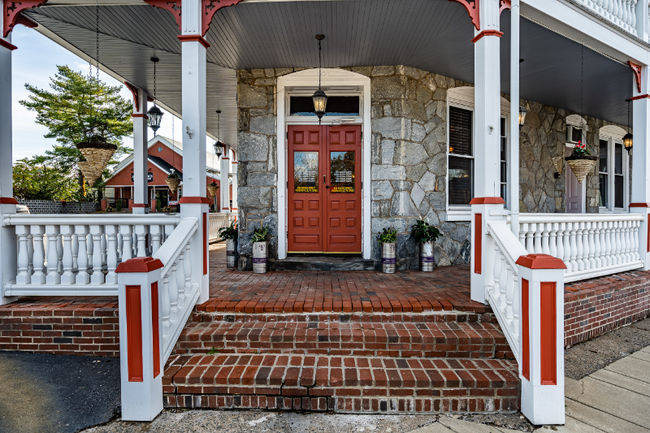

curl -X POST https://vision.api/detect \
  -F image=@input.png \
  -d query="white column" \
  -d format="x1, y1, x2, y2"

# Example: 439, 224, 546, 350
517, 254, 566, 425
220, 146, 230, 213
630, 64, 650, 269
636, 0, 649, 42
474, 0, 502, 199
0, 29, 17, 305
231, 151, 238, 213
133, 88, 149, 214
180, 0, 209, 303
509, 0, 521, 238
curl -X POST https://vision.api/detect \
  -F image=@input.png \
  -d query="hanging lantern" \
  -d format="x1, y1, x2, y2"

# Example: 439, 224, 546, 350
214, 140, 224, 157
311, 34, 328, 123
624, 99, 633, 152
76, 137, 118, 187
147, 57, 164, 133
518, 105, 528, 127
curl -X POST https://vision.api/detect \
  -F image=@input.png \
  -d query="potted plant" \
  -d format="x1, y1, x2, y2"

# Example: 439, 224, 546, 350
565, 140, 597, 183
161, 205, 177, 214
411, 219, 441, 272
76, 135, 118, 187
251, 225, 270, 274
378, 227, 397, 274
207, 180, 220, 199
166, 171, 181, 195
219, 220, 238, 268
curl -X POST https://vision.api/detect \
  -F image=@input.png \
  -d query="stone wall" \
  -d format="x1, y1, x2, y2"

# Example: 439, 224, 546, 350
18, 200, 99, 214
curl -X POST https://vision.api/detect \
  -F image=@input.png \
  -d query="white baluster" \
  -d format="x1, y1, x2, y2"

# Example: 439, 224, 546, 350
60, 225, 76, 285
549, 223, 558, 258
15, 225, 30, 285
493, 244, 501, 297
101, 231, 107, 271
57, 232, 63, 274
569, 222, 579, 272
120, 225, 133, 262
556, 222, 564, 262
75, 225, 90, 285
499, 251, 508, 310
169, 263, 179, 321
45, 225, 61, 285
612, 220, 621, 265
26, 233, 33, 276
625, 220, 634, 263
519, 223, 528, 248
562, 222, 571, 272
184, 243, 192, 294
533, 223, 543, 254
90, 225, 105, 284
31, 225, 46, 285
541, 223, 550, 255
86, 228, 94, 274
633, 220, 641, 261
151, 225, 162, 256
135, 225, 147, 258
587, 221, 596, 270
526, 223, 535, 253
161, 272, 171, 337
105, 225, 118, 285
117, 231, 123, 263
71, 232, 79, 272
620, 220, 628, 264
576, 222, 585, 271
505, 261, 514, 324
593, 222, 602, 268
176, 250, 186, 307
582, 222, 591, 271
511, 271, 520, 341
604, 221, 613, 266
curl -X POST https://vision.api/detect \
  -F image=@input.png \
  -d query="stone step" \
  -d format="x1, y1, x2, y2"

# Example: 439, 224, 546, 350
163, 353, 520, 413
174, 320, 513, 359
274, 255, 375, 271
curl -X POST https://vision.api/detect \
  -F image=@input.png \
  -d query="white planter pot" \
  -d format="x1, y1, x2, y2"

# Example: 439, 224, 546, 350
381, 242, 396, 274
420, 241, 435, 272
226, 239, 237, 268
252, 241, 269, 274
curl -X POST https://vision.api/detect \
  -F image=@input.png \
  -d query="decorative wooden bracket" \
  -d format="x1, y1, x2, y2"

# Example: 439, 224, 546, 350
201, 0, 241, 36
499, 0, 511, 15
448, 0, 480, 31
3, 0, 47, 37
124, 82, 141, 112
144, 0, 182, 33
629, 61, 643, 94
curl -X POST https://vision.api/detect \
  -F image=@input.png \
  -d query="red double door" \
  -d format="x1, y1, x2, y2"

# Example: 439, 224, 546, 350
288, 125, 362, 253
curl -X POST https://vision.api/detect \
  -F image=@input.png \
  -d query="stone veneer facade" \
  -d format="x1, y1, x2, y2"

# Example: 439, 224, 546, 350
236, 66, 628, 271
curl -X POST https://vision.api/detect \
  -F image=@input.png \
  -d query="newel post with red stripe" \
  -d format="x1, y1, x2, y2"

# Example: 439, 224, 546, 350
516, 254, 566, 425
117, 257, 164, 421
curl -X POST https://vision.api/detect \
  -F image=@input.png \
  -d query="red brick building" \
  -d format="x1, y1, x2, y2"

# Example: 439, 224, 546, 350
104, 136, 230, 210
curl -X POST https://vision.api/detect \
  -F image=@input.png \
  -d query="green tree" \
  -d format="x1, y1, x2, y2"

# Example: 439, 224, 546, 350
13, 157, 78, 201
19, 65, 133, 191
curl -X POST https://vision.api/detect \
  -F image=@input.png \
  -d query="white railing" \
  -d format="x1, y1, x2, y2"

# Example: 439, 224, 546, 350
486, 221, 529, 362
572, 0, 640, 36
2, 214, 181, 296
152, 217, 199, 363
518, 213, 643, 282
208, 213, 235, 242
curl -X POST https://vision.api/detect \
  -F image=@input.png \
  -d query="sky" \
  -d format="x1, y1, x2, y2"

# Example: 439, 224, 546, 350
11, 26, 184, 163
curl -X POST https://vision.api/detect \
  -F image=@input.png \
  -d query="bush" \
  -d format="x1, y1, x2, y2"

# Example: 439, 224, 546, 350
378, 228, 397, 244
411, 219, 441, 244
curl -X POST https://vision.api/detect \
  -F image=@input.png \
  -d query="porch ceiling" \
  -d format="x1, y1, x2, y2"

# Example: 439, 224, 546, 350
23, 0, 632, 145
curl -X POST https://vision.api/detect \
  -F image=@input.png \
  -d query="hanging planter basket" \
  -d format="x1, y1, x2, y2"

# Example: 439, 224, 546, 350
207, 184, 220, 199
166, 176, 181, 195
76, 139, 117, 187
565, 155, 597, 184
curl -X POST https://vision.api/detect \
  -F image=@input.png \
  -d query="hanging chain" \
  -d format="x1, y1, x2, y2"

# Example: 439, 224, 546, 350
318, 38, 322, 89
580, 39, 584, 128
153, 60, 157, 104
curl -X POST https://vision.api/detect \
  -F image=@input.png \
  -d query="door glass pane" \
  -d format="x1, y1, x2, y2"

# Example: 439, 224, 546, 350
330, 151, 355, 193
449, 156, 473, 205
599, 140, 608, 173
289, 96, 360, 116
615, 175, 624, 208
615, 143, 623, 175
599, 174, 608, 207
294, 151, 319, 193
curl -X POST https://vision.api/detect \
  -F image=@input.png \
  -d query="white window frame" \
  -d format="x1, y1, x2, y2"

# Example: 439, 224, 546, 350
598, 125, 629, 213
446, 87, 510, 222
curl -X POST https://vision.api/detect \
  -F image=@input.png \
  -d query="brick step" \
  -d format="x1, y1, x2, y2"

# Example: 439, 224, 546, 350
163, 353, 520, 413
175, 320, 513, 359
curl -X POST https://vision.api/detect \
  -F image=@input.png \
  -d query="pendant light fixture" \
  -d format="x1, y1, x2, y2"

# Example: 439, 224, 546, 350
312, 34, 328, 123
518, 105, 528, 128
213, 110, 224, 157
623, 99, 633, 151
147, 57, 163, 134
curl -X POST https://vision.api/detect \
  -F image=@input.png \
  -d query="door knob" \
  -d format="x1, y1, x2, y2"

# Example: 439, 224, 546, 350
326, 185, 330, 189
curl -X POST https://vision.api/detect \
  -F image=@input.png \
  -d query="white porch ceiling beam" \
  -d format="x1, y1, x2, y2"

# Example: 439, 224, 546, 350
522, 0, 650, 66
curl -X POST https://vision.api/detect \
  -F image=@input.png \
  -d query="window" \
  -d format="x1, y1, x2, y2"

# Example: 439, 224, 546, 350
598, 133, 628, 211
567, 126, 583, 143
289, 96, 360, 117
500, 118, 508, 203
448, 106, 474, 205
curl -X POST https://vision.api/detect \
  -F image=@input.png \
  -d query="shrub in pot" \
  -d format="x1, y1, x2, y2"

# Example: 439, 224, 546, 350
378, 228, 397, 274
411, 219, 441, 272
166, 171, 181, 195
219, 220, 238, 268
207, 180, 220, 199
251, 225, 270, 274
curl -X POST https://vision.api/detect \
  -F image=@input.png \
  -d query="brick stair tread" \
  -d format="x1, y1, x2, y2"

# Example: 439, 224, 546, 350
164, 353, 520, 396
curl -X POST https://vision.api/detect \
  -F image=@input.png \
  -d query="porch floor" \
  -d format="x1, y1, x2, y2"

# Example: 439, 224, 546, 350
203, 244, 485, 315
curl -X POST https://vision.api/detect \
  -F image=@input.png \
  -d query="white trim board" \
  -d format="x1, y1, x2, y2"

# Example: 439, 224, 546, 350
276, 69, 372, 260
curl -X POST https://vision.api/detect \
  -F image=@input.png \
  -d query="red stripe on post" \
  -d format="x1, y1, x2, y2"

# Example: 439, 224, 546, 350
203, 213, 208, 275
522, 278, 530, 381
126, 285, 143, 382
474, 213, 482, 275
540, 282, 557, 385
151, 282, 160, 378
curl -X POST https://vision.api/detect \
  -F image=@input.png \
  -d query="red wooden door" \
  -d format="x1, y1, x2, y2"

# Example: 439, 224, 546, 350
325, 125, 362, 253
288, 125, 324, 252
288, 125, 362, 253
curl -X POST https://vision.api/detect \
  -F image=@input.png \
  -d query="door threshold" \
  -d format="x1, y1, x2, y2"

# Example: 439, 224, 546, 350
287, 251, 362, 255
